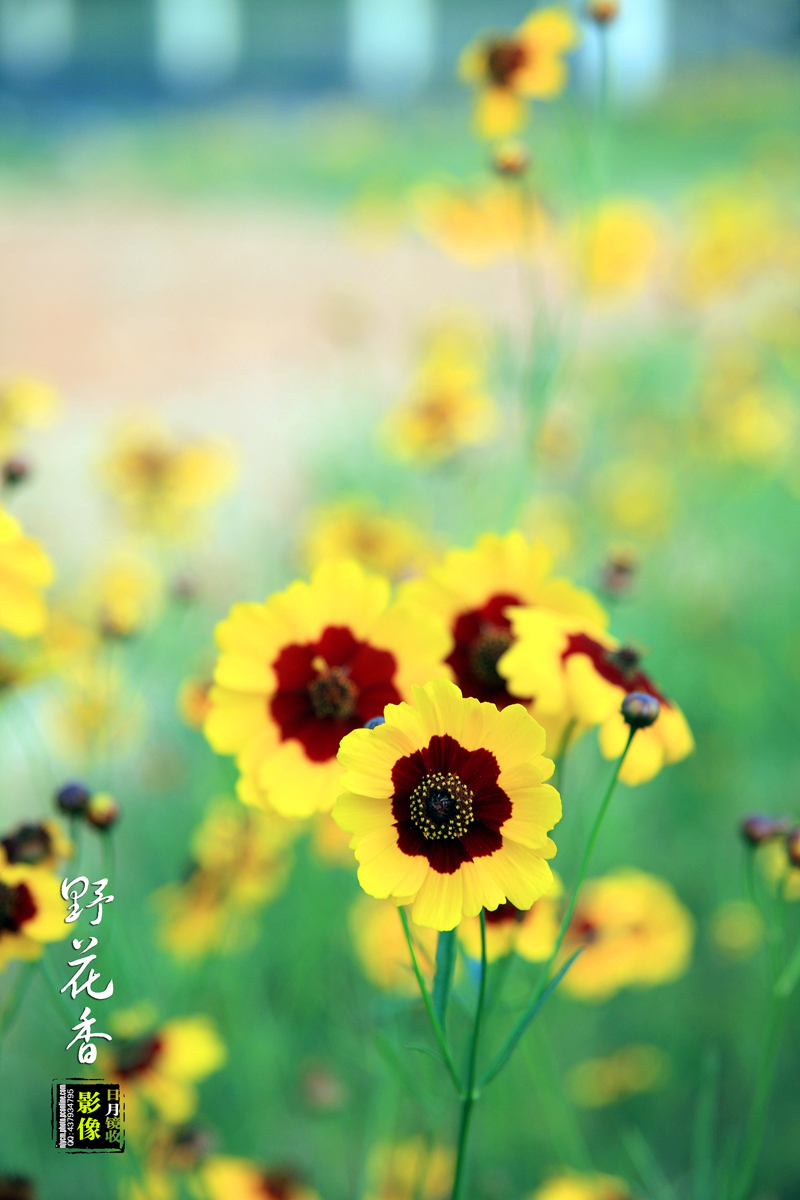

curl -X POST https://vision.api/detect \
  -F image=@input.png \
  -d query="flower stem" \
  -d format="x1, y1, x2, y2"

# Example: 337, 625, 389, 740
480, 729, 635, 1089
399, 908, 462, 1094
450, 911, 488, 1200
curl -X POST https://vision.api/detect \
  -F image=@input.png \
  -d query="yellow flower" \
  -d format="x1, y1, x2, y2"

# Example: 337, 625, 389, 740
567, 1044, 668, 1107
412, 181, 548, 266
0, 863, 69, 971
401, 532, 604, 721
528, 1172, 629, 1200
204, 560, 451, 818
574, 201, 662, 298
109, 1015, 226, 1125
459, 7, 579, 137
382, 327, 497, 464
100, 418, 237, 537
0, 377, 57, 455
304, 497, 431, 580
458, 872, 562, 962
50, 656, 145, 762
591, 458, 676, 537
502, 609, 694, 785
349, 895, 437, 994
87, 551, 163, 638
155, 799, 298, 961
199, 1157, 320, 1200
0, 508, 53, 637
558, 869, 694, 1001
759, 840, 800, 901
0, 820, 71, 869
709, 899, 765, 959
363, 1139, 454, 1200
177, 676, 213, 729
681, 185, 785, 302
333, 678, 561, 932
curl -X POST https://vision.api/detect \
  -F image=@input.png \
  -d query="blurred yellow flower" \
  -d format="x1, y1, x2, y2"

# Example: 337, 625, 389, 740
559, 869, 694, 1001
709, 899, 765, 959
0, 508, 54, 638
51, 656, 145, 762
0, 820, 71, 869
363, 1139, 454, 1200
458, 873, 562, 963
759, 839, 800, 901
413, 181, 547, 266
0, 862, 69, 971
100, 418, 237, 538
109, 1015, 226, 1125
575, 201, 662, 298
200, 1157, 320, 1200
0, 377, 57, 455
349, 896, 437, 994
310, 810, 357, 866
567, 1043, 669, 1107
502, 609, 694, 785
459, 7, 579, 137
529, 1172, 629, 1200
204, 559, 451, 818
681, 186, 785, 301
304, 497, 431, 580
176, 675, 213, 729
86, 551, 163, 638
591, 458, 676, 537
382, 327, 498, 464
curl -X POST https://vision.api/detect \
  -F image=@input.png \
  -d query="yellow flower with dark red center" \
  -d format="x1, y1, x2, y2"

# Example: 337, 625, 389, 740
333, 677, 560, 932
0, 820, 70, 869
199, 1157, 320, 1200
109, 1015, 226, 1125
304, 497, 431, 580
0, 508, 53, 638
0, 377, 57, 455
529, 1172, 629, 1200
567, 1043, 668, 1107
412, 181, 548, 266
382, 326, 497, 464
0, 863, 68, 971
364, 1139, 454, 1200
501, 609, 693, 784
459, 7, 579, 138
100, 418, 237, 538
204, 560, 451, 818
349, 896, 438, 994
558, 869, 694, 1001
458, 872, 562, 962
401, 532, 605, 720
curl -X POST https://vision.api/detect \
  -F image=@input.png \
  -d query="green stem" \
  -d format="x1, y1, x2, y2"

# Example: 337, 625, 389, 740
730, 991, 787, 1200
450, 911, 488, 1200
479, 729, 635, 1089
774, 935, 800, 997
399, 908, 462, 1094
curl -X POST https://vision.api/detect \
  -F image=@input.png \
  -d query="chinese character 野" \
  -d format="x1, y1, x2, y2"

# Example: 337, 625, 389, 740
77, 1090, 101, 1115
61, 938, 114, 1002
66, 1006, 112, 1064
77, 1117, 101, 1141
60, 877, 115, 926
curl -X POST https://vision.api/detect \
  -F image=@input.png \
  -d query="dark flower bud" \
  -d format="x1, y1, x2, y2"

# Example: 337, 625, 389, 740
587, 0, 620, 24
601, 549, 637, 598
0, 1177, 36, 1200
55, 781, 90, 815
787, 829, 800, 868
1, 822, 52, 865
621, 691, 660, 729
364, 716, 385, 729
2, 458, 30, 487
85, 792, 120, 831
492, 142, 530, 178
740, 814, 792, 847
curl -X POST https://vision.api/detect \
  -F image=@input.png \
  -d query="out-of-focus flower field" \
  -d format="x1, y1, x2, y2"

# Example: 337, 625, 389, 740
1, 12, 800, 1199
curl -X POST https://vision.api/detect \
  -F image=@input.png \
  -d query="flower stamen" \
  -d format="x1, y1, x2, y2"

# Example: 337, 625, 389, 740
307, 658, 358, 720
410, 771, 474, 841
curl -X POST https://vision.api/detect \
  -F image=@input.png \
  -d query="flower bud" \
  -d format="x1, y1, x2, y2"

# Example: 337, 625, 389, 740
739, 814, 791, 847
2, 458, 30, 487
55, 781, 90, 815
492, 141, 530, 178
85, 791, 120, 831
364, 716, 385, 730
587, 0, 620, 24
787, 829, 800, 868
601, 549, 637, 598
621, 691, 660, 730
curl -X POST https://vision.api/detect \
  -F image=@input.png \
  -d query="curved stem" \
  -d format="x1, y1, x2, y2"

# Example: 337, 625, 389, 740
480, 729, 635, 1089
399, 908, 462, 1094
451, 911, 487, 1200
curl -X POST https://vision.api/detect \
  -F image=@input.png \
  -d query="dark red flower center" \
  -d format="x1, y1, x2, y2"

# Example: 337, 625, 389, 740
114, 1034, 163, 1078
486, 38, 528, 87
271, 626, 400, 763
259, 1171, 299, 1200
0, 881, 36, 934
446, 593, 529, 708
569, 914, 599, 943
1, 823, 52, 866
392, 733, 512, 875
485, 900, 526, 926
562, 633, 670, 706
